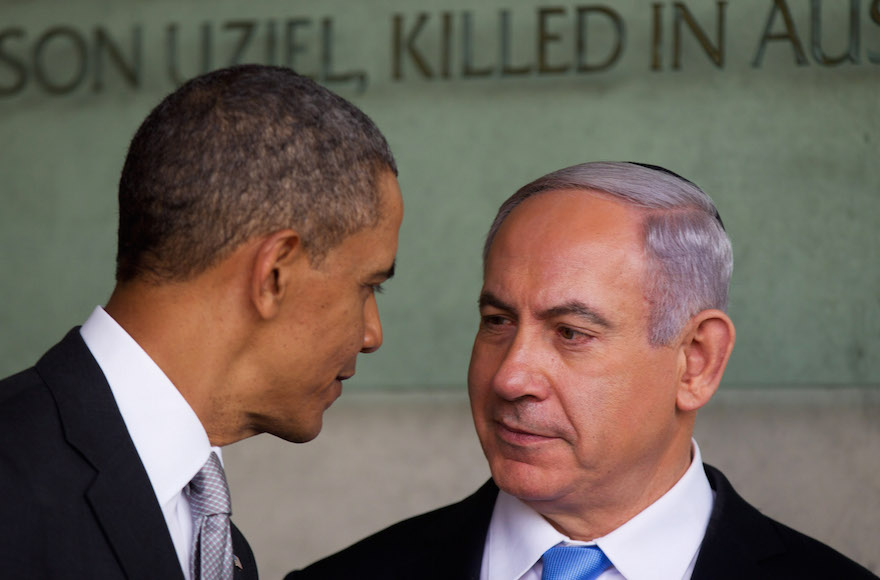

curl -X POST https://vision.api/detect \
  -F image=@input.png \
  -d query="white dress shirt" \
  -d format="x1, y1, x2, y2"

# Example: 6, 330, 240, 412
80, 306, 219, 580
480, 441, 715, 580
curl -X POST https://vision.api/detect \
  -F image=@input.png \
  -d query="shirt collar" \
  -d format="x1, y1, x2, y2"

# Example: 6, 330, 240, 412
484, 441, 714, 580
80, 306, 216, 507
484, 490, 569, 579
596, 441, 713, 579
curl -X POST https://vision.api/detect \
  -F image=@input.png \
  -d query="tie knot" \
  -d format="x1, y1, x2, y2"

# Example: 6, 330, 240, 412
541, 545, 610, 580
188, 452, 231, 519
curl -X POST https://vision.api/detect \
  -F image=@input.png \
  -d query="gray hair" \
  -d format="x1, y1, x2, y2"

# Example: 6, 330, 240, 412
483, 162, 733, 345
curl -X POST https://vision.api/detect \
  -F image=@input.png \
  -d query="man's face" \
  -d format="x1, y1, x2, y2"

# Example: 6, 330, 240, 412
253, 170, 403, 443
468, 190, 691, 521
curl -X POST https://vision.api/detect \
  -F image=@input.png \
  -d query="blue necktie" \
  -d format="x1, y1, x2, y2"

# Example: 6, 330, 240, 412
541, 545, 611, 580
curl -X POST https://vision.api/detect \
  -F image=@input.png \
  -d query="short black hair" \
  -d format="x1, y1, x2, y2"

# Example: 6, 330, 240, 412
116, 65, 397, 282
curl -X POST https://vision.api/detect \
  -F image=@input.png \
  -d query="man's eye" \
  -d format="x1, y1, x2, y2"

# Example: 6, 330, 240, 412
370, 284, 385, 294
481, 314, 508, 327
558, 326, 586, 341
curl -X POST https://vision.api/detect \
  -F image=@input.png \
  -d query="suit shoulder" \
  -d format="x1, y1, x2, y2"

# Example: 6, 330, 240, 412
287, 480, 498, 580
0, 328, 87, 412
0, 366, 43, 404
698, 464, 877, 579
759, 517, 877, 578
0, 334, 95, 486
0, 366, 59, 439
0, 369, 80, 486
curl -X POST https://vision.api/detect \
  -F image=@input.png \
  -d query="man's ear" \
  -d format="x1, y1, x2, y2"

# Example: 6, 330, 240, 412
250, 229, 305, 319
676, 309, 736, 412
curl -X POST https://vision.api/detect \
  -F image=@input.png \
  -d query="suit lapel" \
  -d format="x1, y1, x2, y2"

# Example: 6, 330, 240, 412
691, 464, 787, 580
36, 329, 185, 580
232, 523, 259, 580
470, 481, 500, 578
447, 479, 498, 579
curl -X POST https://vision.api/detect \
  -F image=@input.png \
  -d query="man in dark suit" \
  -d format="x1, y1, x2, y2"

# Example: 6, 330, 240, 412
288, 162, 874, 579
0, 64, 403, 580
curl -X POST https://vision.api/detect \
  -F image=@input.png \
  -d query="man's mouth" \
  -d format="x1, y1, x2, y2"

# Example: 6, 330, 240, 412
495, 419, 557, 444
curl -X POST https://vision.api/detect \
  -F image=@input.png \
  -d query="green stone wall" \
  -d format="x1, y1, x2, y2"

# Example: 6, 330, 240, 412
2, 0, 878, 390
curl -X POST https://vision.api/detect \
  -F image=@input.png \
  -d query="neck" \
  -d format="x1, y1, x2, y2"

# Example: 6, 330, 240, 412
105, 272, 256, 446
531, 428, 695, 541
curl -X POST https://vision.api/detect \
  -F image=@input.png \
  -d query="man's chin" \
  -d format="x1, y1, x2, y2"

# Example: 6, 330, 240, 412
489, 455, 566, 503
264, 416, 324, 444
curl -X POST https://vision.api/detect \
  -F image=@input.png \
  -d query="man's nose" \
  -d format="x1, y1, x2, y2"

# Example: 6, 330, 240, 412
361, 293, 383, 353
489, 331, 551, 401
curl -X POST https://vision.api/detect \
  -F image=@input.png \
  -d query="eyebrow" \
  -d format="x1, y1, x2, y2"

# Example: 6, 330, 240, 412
478, 291, 512, 312
478, 291, 613, 329
541, 301, 613, 330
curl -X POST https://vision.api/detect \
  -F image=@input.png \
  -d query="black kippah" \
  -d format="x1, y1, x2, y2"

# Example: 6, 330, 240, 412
627, 162, 725, 230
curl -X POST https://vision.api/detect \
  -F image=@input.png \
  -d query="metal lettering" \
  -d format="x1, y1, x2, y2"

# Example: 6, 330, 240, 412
440, 12, 452, 78
225, 21, 257, 66
0, 28, 27, 96
576, 5, 624, 73
753, 0, 808, 66
285, 19, 311, 72
811, 0, 860, 65
870, 0, 880, 63
651, 3, 664, 70
537, 7, 570, 74
462, 12, 493, 77
500, 10, 532, 76
33, 27, 87, 95
93, 26, 141, 91
392, 13, 433, 79
166, 23, 212, 87
321, 18, 367, 92
266, 20, 277, 65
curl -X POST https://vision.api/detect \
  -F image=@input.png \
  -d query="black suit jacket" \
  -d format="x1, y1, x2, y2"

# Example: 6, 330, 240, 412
288, 466, 876, 579
0, 329, 258, 580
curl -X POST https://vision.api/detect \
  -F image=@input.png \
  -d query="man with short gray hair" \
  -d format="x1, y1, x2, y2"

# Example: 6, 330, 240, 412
288, 162, 874, 580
